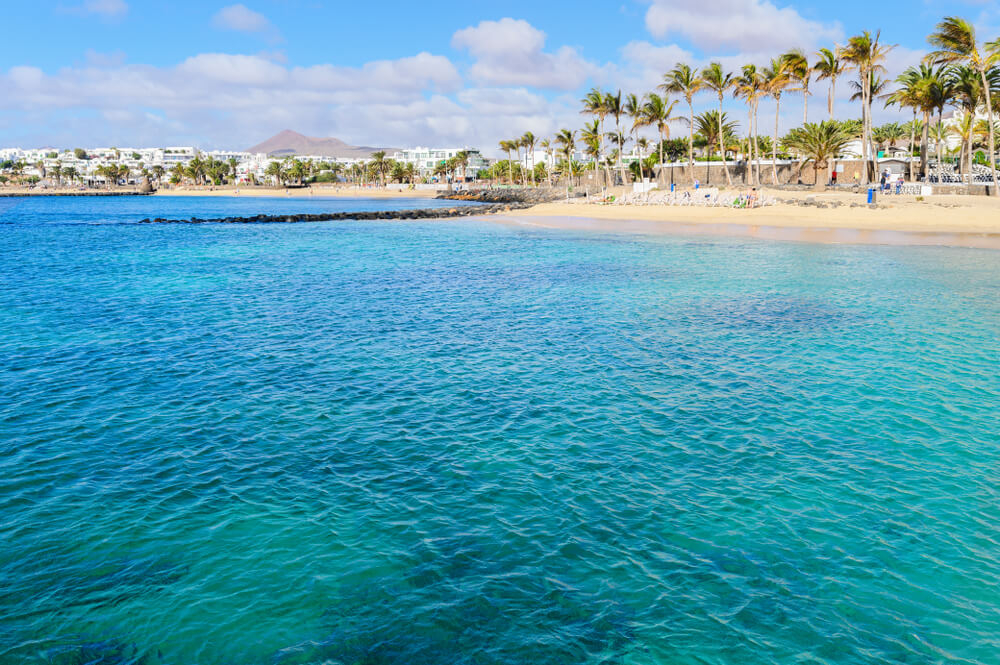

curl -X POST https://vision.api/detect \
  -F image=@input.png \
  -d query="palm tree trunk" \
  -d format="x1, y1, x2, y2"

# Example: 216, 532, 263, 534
981, 69, 999, 193
908, 111, 916, 183
803, 90, 808, 124
772, 96, 780, 185
617, 121, 625, 186
719, 95, 732, 186
860, 74, 869, 186
920, 112, 930, 181
829, 77, 836, 120
688, 99, 695, 185
637, 141, 644, 183
753, 100, 761, 186
967, 121, 974, 181
659, 130, 665, 187
937, 106, 944, 166
600, 119, 611, 190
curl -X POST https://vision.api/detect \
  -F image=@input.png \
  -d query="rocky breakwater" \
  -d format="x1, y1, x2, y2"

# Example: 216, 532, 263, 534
137, 203, 532, 225
439, 187, 567, 204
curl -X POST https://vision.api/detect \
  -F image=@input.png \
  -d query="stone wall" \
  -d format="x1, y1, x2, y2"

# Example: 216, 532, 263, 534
565, 159, 921, 189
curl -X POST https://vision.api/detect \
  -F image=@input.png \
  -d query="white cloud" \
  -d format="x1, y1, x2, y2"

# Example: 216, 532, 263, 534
177, 54, 289, 86
82, 0, 128, 17
212, 4, 279, 39
0, 52, 475, 149
621, 41, 693, 72
643, 0, 841, 53
83, 49, 127, 68
452, 18, 596, 90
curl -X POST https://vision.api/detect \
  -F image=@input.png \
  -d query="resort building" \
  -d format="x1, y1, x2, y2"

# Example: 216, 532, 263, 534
1, 142, 502, 185
391, 147, 489, 179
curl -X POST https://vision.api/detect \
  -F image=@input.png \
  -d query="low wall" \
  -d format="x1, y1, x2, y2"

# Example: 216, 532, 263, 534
565, 160, 930, 188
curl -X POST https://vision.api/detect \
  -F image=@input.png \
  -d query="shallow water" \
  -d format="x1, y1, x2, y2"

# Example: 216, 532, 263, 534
1, 197, 999, 664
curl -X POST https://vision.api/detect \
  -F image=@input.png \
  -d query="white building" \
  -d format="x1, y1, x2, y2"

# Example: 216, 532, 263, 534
391, 147, 489, 179
2, 142, 504, 185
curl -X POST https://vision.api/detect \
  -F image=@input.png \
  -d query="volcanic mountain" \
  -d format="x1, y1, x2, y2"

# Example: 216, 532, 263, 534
246, 130, 397, 158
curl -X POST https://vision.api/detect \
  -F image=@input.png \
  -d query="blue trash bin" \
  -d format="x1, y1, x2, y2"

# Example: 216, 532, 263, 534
867, 187, 875, 204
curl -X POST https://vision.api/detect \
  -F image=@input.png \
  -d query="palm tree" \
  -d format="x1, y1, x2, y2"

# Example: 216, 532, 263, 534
886, 74, 923, 181
882, 122, 907, 154
842, 31, 895, 185
452, 150, 470, 185
539, 139, 553, 186
850, 73, 893, 177
402, 162, 416, 185
929, 121, 952, 168
581, 88, 612, 188
975, 118, 1000, 163
693, 110, 738, 184
604, 90, 626, 185
433, 162, 450, 186
948, 65, 983, 177
625, 92, 645, 182
952, 112, 975, 176
763, 58, 792, 184
927, 16, 1000, 191
520, 132, 537, 186
389, 161, 405, 184
701, 62, 735, 185
735, 64, 765, 185
555, 129, 576, 188
369, 151, 390, 187
264, 161, 283, 186
581, 119, 602, 168
499, 140, 516, 185
641, 92, 679, 187
662, 63, 704, 184
896, 64, 949, 180
783, 49, 813, 123
814, 47, 846, 120
635, 137, 651, 182
784, 120, 854, 190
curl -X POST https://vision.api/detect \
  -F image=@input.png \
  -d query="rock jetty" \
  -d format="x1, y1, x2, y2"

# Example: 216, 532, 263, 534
137, 203, 531, 224
438, 187, 567, 204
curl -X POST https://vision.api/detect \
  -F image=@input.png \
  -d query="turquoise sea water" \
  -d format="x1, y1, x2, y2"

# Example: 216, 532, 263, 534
1, 196, 999, 665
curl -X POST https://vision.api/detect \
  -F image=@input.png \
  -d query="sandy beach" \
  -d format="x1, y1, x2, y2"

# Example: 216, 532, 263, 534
499, 188, 1000, 249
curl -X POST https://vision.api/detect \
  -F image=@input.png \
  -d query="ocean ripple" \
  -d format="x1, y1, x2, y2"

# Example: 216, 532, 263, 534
1, 198, 999, 664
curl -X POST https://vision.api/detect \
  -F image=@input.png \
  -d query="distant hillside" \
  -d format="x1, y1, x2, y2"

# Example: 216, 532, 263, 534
247, 130, 397, 158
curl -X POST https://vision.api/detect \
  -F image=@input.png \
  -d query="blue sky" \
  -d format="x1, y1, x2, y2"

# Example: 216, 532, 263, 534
2, 0, 997, 152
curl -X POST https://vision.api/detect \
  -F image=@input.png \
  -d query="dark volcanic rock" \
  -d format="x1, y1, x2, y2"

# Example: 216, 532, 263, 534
138, 203, 532, 225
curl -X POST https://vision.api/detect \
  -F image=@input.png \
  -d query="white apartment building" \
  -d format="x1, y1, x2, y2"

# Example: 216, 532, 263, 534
392, 147, 489, 178
3, 144, 503, 184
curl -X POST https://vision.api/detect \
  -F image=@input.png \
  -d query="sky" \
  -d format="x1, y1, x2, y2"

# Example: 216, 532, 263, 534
1, 0, 997, 154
